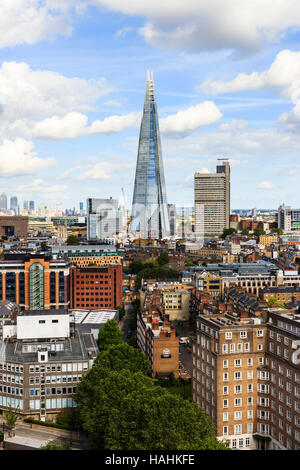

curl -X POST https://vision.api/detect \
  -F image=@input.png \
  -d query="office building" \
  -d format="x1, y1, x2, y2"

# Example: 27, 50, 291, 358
10, 197, 18, 215
0, 253, 71, 310
130, 72, 170, 239
51, 244, 123, 267
87, 197, 123, 241
194, 160, 230, 238
0, 309, 98, 421
277, 204, 300, 232
70, 264, 123, 310
29, 201, 35, 212
0, 193, 7, 211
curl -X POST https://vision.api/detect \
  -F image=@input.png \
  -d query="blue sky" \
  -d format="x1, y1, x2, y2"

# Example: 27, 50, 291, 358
1, 1, 300, 211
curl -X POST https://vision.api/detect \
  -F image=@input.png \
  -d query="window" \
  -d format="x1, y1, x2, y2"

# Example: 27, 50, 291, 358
39, 320, 45, 324
225, 332, 232, 340
234, 372, 241, 380
222, 344, 228, 353
234, 359, 241, 367
223, 399, 228, 408
234, 424, 242, 435
230, 344, 235, 353
223, 426, 228, 436
223, 373, 228, 382
234, 385, 242, 394
223, 412, 228, 421
257, 330, 264, 337
234, 411, 242, 420
234, 398, 242, 407
223, 386, 228, 395
223, 360, 228, 369
240, 331, 247, 339
247, 358, 252, 366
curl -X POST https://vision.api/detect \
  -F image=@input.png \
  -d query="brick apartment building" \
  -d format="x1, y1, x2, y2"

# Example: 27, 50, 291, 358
70, 264, 122, 310
137, 292, 179, 378
192, 308, 300, 450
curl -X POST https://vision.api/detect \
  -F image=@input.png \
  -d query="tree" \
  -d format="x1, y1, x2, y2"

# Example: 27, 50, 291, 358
104, 386, 229, 450
241, 229, 249, 235
56, 407, 78, 428
128, 261, 144, 274
4, 406, 19, 434
267, 297, 277, 307
97, 319, 123, 351
271, 228, 283, 235
116, 306, 125, 320
40, 241, 48, 251
76, 369, 154, 449
40, 441, 71, 450
94, 342, 151, 376
253, 228, 265, 237
157, 251, 169, 266
221, 228, 237, 239
66, 235, 80, 245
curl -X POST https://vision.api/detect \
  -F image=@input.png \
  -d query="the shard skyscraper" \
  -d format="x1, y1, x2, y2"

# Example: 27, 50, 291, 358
130, 72, 170, 239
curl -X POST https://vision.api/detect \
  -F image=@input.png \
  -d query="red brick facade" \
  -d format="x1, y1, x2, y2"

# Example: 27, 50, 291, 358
70, 264, 122, 309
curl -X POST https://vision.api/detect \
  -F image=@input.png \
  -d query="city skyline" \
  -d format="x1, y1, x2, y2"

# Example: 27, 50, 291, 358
0, 3, 300, 209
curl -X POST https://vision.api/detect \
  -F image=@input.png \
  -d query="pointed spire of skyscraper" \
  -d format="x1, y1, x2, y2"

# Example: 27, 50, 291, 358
130, 73, 170, 239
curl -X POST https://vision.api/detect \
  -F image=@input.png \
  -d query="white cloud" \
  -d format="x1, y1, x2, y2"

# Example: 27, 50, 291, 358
279, 101, 300, 130
15, 178, 68, 199
160, 102, 222, 134
78, 162, 112, 180
0, 0, 88, 48
220, 119, 247, 131
257, 181, 276, 189
0, 138, 56, 177
94, 1, 300, 56
32, 111, 141, 140
0, 61, 111, 139
115, 26, 134, 38
200, 49, 300, 101
103, 100, 123, 107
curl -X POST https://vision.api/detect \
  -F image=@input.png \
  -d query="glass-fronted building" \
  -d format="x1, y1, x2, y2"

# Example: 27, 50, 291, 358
130, 72, 170, 239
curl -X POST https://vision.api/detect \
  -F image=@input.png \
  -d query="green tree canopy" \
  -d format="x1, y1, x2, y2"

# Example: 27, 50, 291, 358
128, 261, 145, 274
105, 386, 229, 450
241, 229, 249, 235
221, 228, 237, 239
40, 442, 71, 450
66, 234, 80, 245
157, 251, 169, 266
271, 228, 283, 235
253, 228, 265, 236
97, 319, 123, 351
94, 342, 150, 375
4, 406, 19, 430
76, 370, 153, 449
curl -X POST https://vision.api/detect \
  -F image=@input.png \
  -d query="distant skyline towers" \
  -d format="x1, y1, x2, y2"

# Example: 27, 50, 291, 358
0, 193, 7, 211
194, 160, 230, 238
130, 72, 170, 239
10, 196, 18, 214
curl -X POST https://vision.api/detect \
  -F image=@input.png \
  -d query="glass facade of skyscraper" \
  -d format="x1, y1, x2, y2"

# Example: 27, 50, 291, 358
130, 72, 170, 239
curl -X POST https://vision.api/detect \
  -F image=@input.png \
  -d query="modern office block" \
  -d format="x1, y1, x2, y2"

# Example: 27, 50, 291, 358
130, 72, 170, 239
194, 160, 230, 238
87, 197, 123, 240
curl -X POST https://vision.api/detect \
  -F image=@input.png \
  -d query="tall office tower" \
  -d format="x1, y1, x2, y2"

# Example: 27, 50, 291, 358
10, 196, 18, 214
277, 204, 300, 232
87, 197, 123, 240
0, 193, 7, 211
29, 200, 35, 211
130, 72, 170, 239
79, 202, 84, 212
194, 160, 230, 238
23, 201, 29, 211
167, 204, 176, 237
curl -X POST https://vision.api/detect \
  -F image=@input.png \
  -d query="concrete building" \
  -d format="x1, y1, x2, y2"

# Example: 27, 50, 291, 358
0, 309, 98, 421
162, 290, 191, 321
194, 160, 230, 238
0, 216, 28, 239
277, 204, 300, 232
